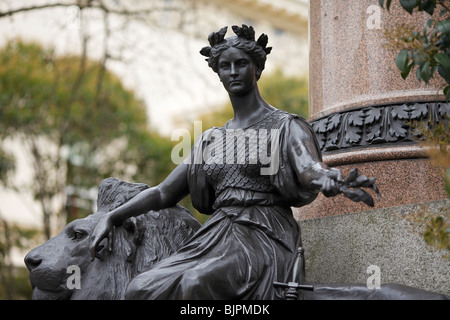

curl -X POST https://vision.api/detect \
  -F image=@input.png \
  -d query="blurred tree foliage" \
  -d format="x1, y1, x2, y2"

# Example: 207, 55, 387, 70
0, 146, 15, 186
0, 40, 175, 238
411, 117, 450, 255
380, 1, 449, 253
0, 217, 39, 299
380, 0, 450, 99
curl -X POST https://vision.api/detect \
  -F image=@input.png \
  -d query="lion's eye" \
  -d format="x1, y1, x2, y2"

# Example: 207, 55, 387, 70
73, 230, 87, 240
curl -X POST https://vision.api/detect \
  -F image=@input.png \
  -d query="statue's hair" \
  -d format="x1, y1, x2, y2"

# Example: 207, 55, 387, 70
200, 25, 272, 80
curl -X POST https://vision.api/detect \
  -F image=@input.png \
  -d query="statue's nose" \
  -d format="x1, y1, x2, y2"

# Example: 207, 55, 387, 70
24, 252, 42, 271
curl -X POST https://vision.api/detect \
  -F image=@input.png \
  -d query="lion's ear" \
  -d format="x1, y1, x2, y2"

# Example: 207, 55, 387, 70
123, 217, 144, 245
123, 217, 144, 262
97, 178, 149, 213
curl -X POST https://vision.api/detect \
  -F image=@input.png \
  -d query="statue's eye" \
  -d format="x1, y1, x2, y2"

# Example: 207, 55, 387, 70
237, 59, 249, 67
73, 230, 87, 240
219, 62, 229, 70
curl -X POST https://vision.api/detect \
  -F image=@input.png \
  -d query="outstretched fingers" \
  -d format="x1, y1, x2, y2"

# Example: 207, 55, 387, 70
89, 214, 115, 261
89, 226, 111, 262
108, 227, 115, 252
89, 233, 104, 262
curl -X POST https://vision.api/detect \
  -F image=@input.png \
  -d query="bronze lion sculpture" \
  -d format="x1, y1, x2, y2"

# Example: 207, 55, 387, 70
24, 178, 447, 300
24, 178, 201, 300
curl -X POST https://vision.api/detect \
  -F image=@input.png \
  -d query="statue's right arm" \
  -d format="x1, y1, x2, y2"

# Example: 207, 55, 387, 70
89, 163, 189, 260
110, 163, 189, 225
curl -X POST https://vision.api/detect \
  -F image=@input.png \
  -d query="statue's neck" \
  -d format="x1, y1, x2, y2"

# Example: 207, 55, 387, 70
228, 85, 274, 129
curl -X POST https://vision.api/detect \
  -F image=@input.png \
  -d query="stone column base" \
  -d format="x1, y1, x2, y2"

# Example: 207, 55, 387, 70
298, 199, 449, 296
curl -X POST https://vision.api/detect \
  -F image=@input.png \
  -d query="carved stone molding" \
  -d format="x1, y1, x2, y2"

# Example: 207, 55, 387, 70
309, 102, 450, 154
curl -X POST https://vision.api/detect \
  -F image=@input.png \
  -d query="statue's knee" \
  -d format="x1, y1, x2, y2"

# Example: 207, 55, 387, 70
179, 269, 205, 299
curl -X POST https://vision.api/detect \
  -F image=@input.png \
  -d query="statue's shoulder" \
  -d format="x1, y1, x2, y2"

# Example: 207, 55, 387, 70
271, 109, 310, 131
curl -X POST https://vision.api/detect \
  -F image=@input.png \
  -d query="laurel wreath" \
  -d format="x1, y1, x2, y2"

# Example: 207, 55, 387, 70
200, 24, 273, 59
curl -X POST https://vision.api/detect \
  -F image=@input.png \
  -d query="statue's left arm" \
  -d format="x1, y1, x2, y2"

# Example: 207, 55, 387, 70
286, 117, 379, 205
286, 118, 343, 197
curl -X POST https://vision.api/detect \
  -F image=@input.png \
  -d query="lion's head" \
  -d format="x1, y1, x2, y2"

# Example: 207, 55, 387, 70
24, 178, 201, 300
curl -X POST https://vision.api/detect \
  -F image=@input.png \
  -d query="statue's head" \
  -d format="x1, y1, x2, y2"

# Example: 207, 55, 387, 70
200, 25, 272, 81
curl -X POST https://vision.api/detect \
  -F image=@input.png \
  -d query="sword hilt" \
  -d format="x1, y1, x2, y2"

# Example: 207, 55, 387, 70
274, 247, 314, 300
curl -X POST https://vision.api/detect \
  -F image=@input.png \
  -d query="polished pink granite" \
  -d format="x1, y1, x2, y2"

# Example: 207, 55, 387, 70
309, 0, 446, 121
294, 156, 448, 221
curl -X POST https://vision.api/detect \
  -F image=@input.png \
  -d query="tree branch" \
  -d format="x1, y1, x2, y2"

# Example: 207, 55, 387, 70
0, 3, 76, 18
0, 1, 181, 19
437, 0, 450, 12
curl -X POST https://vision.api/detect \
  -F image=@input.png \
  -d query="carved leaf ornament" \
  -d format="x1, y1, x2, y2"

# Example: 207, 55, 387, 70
310, 102, 449, 153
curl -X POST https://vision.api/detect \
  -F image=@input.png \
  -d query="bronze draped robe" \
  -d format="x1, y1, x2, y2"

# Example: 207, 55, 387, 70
125, 109, 323, 300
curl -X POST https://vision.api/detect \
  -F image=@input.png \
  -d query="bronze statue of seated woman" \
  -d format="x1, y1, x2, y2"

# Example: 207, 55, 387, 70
88, 25, 380, 300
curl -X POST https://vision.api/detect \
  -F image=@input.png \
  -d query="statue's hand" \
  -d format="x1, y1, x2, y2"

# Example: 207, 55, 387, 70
312, 167, 344, 198
312, 167, 380, 207
89, 213, 115, 262
339, 168, 381, 207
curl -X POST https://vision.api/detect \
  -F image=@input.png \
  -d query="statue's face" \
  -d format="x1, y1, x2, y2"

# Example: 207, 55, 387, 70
217, 47, 257, 96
